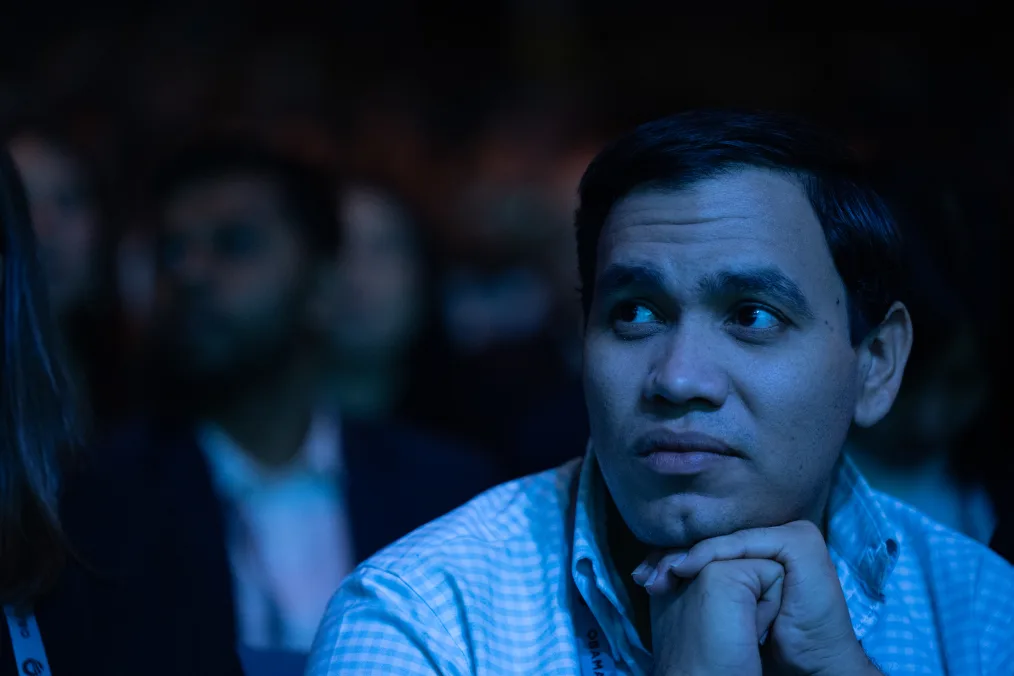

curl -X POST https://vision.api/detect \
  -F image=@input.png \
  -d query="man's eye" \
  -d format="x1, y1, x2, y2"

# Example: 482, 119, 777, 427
731, 304, 784, 330
613, 302, 659, 325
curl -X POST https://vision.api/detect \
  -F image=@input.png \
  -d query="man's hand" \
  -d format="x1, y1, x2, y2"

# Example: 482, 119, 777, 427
634, 521, 871, 676
647, 558, 785, 676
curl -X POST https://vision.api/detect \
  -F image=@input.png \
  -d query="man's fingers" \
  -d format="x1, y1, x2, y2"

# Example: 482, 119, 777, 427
701, 560, 784, 643
641, 550, 689, 594
667, 520, 825, 579
652, 559, 785, 640
631, 549, 665, 586
754, 564, 783, 641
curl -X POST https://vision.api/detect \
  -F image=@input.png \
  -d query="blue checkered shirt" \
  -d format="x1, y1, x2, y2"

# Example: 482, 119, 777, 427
307, 447, 1014, 675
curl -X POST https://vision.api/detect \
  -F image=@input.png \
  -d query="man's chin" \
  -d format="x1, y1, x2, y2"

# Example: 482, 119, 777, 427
629, 495, 754, 549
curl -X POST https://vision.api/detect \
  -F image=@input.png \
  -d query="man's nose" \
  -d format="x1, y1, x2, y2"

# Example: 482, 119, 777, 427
642, 324, 729, 411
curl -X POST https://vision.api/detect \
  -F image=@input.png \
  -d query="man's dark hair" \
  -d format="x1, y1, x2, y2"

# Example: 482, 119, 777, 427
575, 109, 905, 345
152, 139, 340, 259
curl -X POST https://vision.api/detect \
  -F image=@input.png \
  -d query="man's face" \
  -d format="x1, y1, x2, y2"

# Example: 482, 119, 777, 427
329, 187, 423, 358
584, 168, 862, 549
157, 174, 309, 380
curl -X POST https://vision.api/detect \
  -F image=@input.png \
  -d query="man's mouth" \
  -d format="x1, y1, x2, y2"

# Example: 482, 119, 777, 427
635, 429, 740, 476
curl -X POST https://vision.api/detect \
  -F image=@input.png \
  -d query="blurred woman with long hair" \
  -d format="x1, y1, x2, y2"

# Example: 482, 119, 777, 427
0, 139, 79, 639
7, 120, 134, 433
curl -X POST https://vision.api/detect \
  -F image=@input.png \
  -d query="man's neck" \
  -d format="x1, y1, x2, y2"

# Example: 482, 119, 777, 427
325, 355, 406, 421
205, 356, 319, 468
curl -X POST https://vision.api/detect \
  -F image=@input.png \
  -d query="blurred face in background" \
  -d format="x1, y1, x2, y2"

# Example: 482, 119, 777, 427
157, 174, 312, 381
328, 186, 424, 362
9, 134, 99, 317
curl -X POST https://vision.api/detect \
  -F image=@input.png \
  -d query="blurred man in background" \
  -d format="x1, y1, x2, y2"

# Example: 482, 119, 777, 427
323, 182, 431, 425
97, 140, 501, 664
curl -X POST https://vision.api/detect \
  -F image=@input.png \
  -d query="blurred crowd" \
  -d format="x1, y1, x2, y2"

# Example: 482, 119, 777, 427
2, 9, 1012, 666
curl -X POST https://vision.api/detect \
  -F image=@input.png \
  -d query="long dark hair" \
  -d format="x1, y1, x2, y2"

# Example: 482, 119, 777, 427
0, 148, 78, 607
5, 118, 132, 432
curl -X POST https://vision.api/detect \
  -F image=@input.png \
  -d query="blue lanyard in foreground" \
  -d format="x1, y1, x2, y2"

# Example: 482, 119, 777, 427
4, 606, 51, 675
573, 596, 618, 676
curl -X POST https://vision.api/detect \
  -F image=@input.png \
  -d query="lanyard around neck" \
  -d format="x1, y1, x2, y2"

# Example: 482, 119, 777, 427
4, 606, 51, 675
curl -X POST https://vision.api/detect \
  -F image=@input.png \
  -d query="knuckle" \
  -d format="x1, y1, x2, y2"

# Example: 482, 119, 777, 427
687, 540, 714, 560
697, 559, 735, 586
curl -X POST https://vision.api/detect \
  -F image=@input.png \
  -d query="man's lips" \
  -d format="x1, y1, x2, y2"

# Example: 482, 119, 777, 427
635, 429, 739, 457
635, 430, 741, 476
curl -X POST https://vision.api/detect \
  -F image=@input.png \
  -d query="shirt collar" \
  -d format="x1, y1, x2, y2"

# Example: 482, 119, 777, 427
570, 443, 902, 648
197, 411, 343, 500
571, 442, 628, 612
570, 442, 651, 668
825, 454, 902, 639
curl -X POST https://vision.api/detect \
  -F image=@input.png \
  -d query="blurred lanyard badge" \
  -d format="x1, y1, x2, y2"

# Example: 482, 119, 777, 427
573, 596, 618, 676
4, 606, 51, 675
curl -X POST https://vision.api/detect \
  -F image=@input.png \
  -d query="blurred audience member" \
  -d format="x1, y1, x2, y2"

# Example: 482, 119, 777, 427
325, 179, 581, 478
508, 142, 603, 476
99, 140, 500, 657
422, 130, 594, 469
323, 182, 429, 423
1, 148, 242, 675
7, 121, 132, 432
845, 242, 994, 542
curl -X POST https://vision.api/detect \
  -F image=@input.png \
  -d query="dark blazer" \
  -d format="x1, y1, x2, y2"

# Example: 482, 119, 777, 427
0, 413, 502, 676
3, 414, 504, 675
0, 445, 244, 676
102, 415, 504, 569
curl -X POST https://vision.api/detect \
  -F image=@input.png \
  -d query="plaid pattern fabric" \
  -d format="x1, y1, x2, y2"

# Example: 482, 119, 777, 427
307, 447, 1014, 675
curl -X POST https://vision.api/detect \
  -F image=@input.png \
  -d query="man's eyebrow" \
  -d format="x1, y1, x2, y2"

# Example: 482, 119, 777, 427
595, 263, 668, 299
698, 267, 815, 319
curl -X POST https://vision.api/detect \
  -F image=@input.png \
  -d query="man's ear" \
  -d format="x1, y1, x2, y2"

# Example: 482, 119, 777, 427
853, 301, 914, 428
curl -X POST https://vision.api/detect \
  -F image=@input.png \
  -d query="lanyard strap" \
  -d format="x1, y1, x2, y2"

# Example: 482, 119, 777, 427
573, 597, 618, 676
4, 606, 51, 675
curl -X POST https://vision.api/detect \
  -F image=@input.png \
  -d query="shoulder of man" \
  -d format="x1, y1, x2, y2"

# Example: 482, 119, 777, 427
309, 461, 579, 675
872, 489, 1014, 665
362, 458, 578, 576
